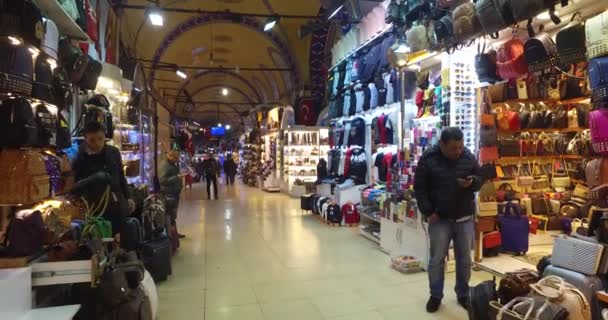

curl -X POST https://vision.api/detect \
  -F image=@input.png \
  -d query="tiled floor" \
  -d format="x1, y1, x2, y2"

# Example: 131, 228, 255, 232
156, 181, 492, 320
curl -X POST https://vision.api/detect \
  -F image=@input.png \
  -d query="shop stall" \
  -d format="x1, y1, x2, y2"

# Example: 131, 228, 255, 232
283, 126, 329, 197
259, 107, 282, 192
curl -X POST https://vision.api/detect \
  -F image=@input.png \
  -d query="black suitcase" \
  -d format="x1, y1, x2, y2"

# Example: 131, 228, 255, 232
141, 237, 172, 282
122, 217, 143, 252
301, 194, 314, 211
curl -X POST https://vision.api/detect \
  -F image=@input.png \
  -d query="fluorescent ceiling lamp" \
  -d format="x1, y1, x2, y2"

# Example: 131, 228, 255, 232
148, 7, 164, 26
193, 121, 200, 126
176, 69, 187, 79
328, 4, 345, 20
222, 88, 229, 96
264, 16, 279, 32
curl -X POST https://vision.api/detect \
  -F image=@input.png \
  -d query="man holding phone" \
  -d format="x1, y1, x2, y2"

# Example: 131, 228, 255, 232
414, 127, 483, 313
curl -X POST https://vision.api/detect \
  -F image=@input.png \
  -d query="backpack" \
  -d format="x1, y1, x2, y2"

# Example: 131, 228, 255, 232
58, 37, 89, 83
35, 103, 57, 147
327, 204, 342, 224
507, 0, 544, 23
0, 98, 39, 147
0, 0, 44, 47
32, 52, 54, 102
475, 0, 511, 37
523, 33, 561, 72
556, 18, 586, 66
342, 204, 360, 224
586, 10, 608, 59
475, 41, 501, 84
496, 38, 528, 80
589, 57, 608, 90
0, 42, 34, 96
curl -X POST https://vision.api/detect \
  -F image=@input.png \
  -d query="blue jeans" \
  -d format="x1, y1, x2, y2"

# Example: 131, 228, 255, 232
427, 218, 474, 300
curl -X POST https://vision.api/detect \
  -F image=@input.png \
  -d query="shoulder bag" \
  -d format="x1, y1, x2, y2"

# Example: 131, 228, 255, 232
529, 276, 591, 320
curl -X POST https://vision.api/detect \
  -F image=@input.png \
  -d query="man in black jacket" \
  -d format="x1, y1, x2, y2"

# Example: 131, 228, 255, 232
414, 127, 483, 313
72, 121, 134, 235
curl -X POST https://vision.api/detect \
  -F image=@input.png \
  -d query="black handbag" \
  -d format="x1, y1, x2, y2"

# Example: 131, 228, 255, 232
32, 53, 54, 102
481, 163, 498, 180
475, 40, 501, 84
58, 37, 89, 84
78, 57, 102, 91
480, 126, 498, 147
498, 138, 520, 156
519, 104, 531, 129
552, 105, 567, 128
0, 98, 39, 148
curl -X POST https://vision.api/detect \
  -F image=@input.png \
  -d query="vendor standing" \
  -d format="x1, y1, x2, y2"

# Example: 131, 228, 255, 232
72, 121, 134, 235
159, 150, 185, 238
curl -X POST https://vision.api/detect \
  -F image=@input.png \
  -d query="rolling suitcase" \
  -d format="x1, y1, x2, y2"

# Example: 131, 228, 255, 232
544, 265, 604, 320
552, 235, 604, 276
122, 218, 143, 252
141, 236, 172, 282
498, 202, 529, 254
301, 194, 314, 212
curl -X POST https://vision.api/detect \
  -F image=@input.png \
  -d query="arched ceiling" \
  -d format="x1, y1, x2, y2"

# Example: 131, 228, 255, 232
119, 0, 323, 126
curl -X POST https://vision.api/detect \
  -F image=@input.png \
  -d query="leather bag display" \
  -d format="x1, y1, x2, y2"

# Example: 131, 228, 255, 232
497, 38, 529, 80
524, 33, 561, 72
552, 236, 604, 276
498, 202, 529, 254
58, 37, 89, 83
32, 53, 54, 102
475, 0, 511, 37
529, 276, 592, 320
508, 0, 544, 22
556, 17, 587, 65
497, 269, 539, 304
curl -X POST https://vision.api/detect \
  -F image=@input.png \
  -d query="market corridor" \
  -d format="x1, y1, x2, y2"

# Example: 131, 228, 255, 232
156, 182, 490, 320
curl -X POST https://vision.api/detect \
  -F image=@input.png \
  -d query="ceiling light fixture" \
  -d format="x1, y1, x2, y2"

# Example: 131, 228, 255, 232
176, 69, 187, 79
327, 0, 346, 20
264, 16, 279, 32
148, 6, 164, 26
8, 36, 21, 45
218, 123, 222, 127
222, 88, 229, 96
226, 125, 231, 130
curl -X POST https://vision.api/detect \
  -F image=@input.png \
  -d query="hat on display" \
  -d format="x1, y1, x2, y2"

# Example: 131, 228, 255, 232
586, 10, 608, 60
556, 16, 587, 65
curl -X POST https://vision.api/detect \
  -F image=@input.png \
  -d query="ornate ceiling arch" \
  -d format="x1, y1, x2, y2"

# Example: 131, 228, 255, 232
187, 84, 256, 104
174, 69, 264, 108
149, 12, 301, 92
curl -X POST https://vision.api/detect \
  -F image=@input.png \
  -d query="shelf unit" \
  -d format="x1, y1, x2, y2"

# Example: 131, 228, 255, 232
498, 128, 585, 134
491, 97, 590, 105
282, 127, 328, 194
497, 155, 583, 161
329, 24, 393, 72
34, 0, 90, 41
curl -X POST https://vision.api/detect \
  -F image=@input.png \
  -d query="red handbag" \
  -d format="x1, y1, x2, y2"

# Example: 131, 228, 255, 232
479, 146, 499, 163
483, 231, 502, 249
497, 38, 528, 80
505, 110, 521, 131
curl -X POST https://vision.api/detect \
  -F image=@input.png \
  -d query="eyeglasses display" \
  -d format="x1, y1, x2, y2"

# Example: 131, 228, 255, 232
448, 52, 479, 153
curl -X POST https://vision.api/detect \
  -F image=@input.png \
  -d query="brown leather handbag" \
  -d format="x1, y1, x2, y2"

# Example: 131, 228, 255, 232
497, 269, 539, 304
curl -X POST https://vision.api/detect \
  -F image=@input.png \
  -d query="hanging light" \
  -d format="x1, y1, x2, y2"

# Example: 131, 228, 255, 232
218, 123, 222, 127
222, 88, 229, 96
8, 36, 21, 45
327, 0, 346, 20
176, 69, 187, 79
226, 125, 231, 130
264, 16, 279, 32
148, 6, 164, 26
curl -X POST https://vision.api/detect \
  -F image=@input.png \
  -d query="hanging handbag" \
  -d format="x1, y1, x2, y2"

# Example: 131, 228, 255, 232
481, 164, 498, 180
480, 88, 496, 127
476, 40, 501, 84
497, 38, 529, 80
498, 138, 520, 156
495, 106, 510, 131
496, 183, 517, 202
590, 109, 608, 156
480, 126, 498, 147
479, 146, 499, 163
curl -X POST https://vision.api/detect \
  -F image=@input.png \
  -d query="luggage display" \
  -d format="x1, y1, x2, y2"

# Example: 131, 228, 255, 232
327, 203, 342, 224
0, 149, 50, 205
551, 235, 604, 276
105, 287, 153, 320
141, 236, 172, 282
498, 202, 529, 254
544, 265, 603, 320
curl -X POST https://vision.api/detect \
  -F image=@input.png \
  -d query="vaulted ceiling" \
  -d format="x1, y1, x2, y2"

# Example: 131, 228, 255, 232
119, 0, 324, 127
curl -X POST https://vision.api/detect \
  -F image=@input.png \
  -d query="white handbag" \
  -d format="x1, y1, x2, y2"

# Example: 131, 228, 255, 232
585, 10, 608, 59
552, 235, 603, 275
530, 276, 591, 320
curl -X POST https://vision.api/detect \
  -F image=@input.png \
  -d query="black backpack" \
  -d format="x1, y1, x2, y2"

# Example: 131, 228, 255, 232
0, 0, 44, 47
52, 67, 73, 109
475, 41, 501, 84
467, 278, 497, 320
327, 204, 342, 223
78, 96, 114, 139
0, 42, 34, 96
78, 58, 102, 91
35, 103, 57, 147
32, 53, 54, 102
317, 159, 328, 182
0, 98, 39, 147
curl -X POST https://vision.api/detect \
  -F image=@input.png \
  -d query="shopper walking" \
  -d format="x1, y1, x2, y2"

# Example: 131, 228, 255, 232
202, 155, 220, 199
413, 127, 483, 313
159, 150, 185, 238
223, 154, 237, 185
72, 121, 134, 235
